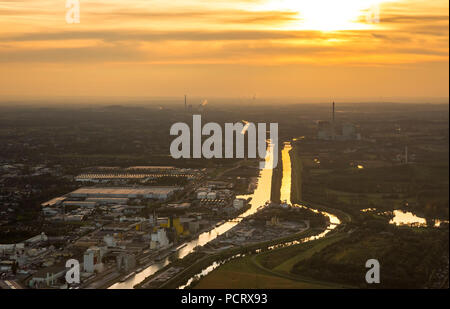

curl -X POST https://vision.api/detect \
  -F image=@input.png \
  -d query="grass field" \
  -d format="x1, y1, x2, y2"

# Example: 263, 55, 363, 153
290, 147, 303, 203
193, 144, 355, 289
193, 232, 352, 289
272, 234, 347, 273
194, 254, 333, 289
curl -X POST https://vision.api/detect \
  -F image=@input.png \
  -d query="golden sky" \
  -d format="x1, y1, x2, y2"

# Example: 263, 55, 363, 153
0, 0, 448, 100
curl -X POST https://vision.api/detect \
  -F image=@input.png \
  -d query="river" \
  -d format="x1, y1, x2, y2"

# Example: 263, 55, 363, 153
110, 141, 340, 289
177, 141, 341, 289
109, 142, 276, 289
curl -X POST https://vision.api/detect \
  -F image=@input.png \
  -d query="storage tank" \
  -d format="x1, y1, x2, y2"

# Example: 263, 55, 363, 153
207, 192, 217, 200
197, 191, 207, 199
233, 199, 245, 210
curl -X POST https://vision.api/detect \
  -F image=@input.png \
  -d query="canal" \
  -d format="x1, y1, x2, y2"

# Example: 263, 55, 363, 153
109, 142, 276, 289
110, 140, 341, 289
177, 141, 341, 289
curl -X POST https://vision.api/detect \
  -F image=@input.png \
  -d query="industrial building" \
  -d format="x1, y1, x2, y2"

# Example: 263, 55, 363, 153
41, 196, 66, 207
75, 166, 201, 183
116, 253, 136, 273
83, 246, 106, 273
317, 121, 333, 140
233, 198, 246, 210
63, 201, 98, 208
28, 265, 67, 288
318, 102, 361, 141
150, 229, 170, 249
69, 186, 181, 200
197, 191, 208, 199
85, 197, 129, 205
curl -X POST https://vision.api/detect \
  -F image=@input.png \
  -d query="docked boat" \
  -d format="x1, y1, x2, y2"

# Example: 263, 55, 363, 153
119, 272, 135, 282
171, 243, 187, 252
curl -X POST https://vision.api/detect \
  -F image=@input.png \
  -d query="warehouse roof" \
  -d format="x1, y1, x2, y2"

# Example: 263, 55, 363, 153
70, 187, 180, 196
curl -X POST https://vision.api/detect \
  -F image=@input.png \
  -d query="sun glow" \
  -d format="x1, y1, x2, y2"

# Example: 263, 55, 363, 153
259, 0, 386, 31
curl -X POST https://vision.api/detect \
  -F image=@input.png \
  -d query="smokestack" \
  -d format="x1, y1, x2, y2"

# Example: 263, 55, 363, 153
332, 101, 336, 140
332, 101, 335, 123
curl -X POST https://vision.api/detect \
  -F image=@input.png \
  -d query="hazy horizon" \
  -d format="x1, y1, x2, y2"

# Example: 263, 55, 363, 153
1, 0, 448, 99
0, 95, 449, 107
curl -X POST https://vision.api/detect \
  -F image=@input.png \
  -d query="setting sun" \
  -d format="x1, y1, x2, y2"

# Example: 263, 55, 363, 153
260, 0, 386, 30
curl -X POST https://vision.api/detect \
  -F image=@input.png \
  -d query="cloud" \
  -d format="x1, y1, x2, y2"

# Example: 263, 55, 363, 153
0, 45, 146, 63
0, 0, 447, 99
1, 29, 326, 43
380, 14, 449, 23
0, 29, 446, 65
97, 8, 300, 25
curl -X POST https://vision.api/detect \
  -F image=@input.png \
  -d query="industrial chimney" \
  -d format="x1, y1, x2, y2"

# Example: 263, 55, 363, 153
333, 101, 335, 123
332, 101, 336, 140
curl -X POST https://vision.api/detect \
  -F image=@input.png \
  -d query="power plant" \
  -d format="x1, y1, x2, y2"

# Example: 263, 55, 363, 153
317, 102, 361, 141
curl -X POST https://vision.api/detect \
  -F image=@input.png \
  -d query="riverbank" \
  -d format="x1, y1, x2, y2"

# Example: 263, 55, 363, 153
290, 145, 303, 203
129, 141, 352, 290
270, 148, 282, 203
157, 141, 352, 289
180, 141, 352, 289
137, 226, 324, 289
194, 232, 354, 289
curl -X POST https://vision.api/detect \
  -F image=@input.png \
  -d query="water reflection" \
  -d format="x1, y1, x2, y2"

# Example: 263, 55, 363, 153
177, 142, 341, 289
178, 254, 245, 289
389, 210, 427, 226
177, 203, 341, 289
360, 208, 448, 228
280, 142, 292, 204
389, 210, 449, 228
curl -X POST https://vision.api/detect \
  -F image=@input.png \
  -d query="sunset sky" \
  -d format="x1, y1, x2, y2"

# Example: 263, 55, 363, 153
0, 0, 448, 101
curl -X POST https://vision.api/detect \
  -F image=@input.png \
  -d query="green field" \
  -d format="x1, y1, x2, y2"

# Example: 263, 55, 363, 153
290, 147, 303, 203
293, 228, 449, 288
194, 252, 338, 289
193, 232, 352, 289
